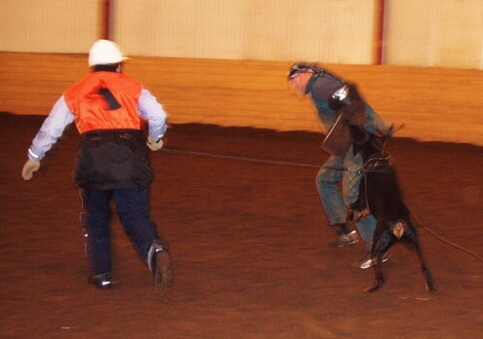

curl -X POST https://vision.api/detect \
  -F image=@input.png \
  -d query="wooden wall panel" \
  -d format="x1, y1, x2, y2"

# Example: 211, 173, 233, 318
1, 52, 482, 146
0, 53, 87, 114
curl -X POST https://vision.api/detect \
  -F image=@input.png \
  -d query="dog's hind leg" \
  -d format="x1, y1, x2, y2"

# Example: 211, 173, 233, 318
421, 263, 436, 292
402, 229, 436, 292
365, 262, 384, 292
365, 229, 395, 292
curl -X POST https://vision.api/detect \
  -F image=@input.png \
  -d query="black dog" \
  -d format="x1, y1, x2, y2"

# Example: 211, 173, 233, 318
349, 134, 435, 292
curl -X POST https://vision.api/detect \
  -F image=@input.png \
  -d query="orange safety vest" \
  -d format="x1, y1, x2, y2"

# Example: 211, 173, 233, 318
64, 72, 144, 134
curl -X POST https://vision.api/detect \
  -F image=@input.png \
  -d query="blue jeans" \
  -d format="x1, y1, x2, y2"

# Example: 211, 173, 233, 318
81, 186, 167, 275
315, 146, 376, 249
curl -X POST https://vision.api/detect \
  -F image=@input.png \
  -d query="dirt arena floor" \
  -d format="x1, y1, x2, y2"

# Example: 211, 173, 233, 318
1, 111, 483, 338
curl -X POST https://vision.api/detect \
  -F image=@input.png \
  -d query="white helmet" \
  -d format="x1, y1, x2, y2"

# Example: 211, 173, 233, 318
88, 39, 129, 66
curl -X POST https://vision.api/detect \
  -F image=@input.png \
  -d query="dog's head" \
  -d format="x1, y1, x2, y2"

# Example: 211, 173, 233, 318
356, 133, 383, 161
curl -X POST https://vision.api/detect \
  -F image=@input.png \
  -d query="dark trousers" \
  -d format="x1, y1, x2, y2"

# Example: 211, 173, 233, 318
81, 186, 165, 275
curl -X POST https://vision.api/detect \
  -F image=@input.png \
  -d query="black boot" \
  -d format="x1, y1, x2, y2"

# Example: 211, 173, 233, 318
88, 272, 114, 289
148, 241, 173, 297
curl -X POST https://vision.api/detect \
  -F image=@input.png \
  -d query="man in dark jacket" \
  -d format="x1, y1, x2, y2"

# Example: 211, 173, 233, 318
287, 63, 393, 268
22, 39, 172, 296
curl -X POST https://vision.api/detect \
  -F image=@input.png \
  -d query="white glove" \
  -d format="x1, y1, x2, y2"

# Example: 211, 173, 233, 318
147, 136, 163, 151
22, 160, 41, 180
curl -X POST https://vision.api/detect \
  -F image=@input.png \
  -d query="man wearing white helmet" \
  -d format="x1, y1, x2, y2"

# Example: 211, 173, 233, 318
21, 39, 172, 296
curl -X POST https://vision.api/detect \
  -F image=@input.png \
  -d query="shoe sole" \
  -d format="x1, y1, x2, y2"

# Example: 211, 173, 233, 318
154, 251, 173, 297
330, 238, 359, 248
359, 253, 392, 269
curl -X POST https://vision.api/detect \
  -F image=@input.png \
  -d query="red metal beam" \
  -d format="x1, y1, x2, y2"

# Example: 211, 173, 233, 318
373, 0, 386, 65
101, 0, 111, 40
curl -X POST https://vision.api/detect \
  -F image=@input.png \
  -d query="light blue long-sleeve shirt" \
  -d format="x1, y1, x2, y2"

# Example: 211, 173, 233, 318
28, 88, 168, 161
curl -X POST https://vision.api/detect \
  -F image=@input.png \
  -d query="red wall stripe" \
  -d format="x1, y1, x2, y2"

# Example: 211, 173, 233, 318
374, 0, 386, 65
102, 0, 111, 40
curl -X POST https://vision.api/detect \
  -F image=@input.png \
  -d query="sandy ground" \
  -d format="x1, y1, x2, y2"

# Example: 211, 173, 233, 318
1, 112, 483, 338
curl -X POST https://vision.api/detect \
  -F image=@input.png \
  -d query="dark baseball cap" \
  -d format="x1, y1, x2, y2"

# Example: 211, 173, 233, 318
287, 63, 316, 79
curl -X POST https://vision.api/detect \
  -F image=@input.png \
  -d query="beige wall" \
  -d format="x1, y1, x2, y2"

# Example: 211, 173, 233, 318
0, 0, 99, 53
2, 0, 483, 69
384, 0, 483, 69
113, 0, 376, 63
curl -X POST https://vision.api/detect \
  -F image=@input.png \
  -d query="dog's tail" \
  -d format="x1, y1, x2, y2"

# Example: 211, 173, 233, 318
392, 219, 407, 239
